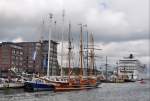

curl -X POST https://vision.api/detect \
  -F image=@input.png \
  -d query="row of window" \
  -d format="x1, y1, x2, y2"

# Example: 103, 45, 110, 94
12, 56, 23, 61
120, 68, 136, 71
119, 64, 139, 67
11, 61, 22, 65
119, 61, 140, 64
12, 50, 23, 55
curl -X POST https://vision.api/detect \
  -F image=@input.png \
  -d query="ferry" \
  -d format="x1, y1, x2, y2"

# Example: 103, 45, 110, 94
117, 54, 145, 82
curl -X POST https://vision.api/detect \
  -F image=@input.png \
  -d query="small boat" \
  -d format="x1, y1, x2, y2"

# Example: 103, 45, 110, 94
24, 77, 55, 92
139, 79, 146, 84
0, 78, 24, 89
4, 82, 24, 88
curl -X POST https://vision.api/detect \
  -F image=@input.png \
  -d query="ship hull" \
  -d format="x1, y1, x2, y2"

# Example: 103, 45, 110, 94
0, 82, 24, 89
54, 84, 99, 92
24, 81, 54, 92
54, 80, 101, 92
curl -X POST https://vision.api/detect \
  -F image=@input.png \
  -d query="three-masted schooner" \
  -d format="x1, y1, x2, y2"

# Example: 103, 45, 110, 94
54, 24, 100, 91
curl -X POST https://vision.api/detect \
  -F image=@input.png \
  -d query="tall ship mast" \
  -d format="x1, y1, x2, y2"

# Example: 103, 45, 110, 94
68, 23, 72, 82
60, 10, 65, 77
79, 24, 84, 78
89, 32, 95, 76
47, 13, 53, 77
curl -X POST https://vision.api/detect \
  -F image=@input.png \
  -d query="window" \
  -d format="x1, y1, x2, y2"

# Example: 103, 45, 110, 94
12, 61, 14, 65
14, 50, 16, 54
20, 51, 23, 55
12, 50, 15, 54
20, 57, 23, 61
20, 63, 22, 65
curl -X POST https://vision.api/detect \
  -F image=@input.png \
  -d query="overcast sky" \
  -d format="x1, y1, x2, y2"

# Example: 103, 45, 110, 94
0, 0, 149, 70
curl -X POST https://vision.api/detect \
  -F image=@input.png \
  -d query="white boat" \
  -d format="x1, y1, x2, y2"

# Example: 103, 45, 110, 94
117, 54, 145, 81
0, 78, 24, 89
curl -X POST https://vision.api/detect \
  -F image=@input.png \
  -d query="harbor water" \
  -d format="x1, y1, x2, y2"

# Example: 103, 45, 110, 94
0, 80, 149, 101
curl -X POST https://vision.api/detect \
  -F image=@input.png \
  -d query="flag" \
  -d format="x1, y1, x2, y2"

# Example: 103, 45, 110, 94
43, 56, 48, 69
32, 51, 37, 60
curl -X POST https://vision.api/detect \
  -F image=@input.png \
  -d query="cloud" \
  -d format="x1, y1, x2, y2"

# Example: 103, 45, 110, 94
0, 0, 149, 66
12, 37, 24, 42
96, 39, 149, 65
0, 0, 149, 42
86, 8, 129, 35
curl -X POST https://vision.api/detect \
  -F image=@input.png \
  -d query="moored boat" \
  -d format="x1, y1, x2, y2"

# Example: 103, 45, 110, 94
54, 24, 101, 92
0, 78, 24, 89
54, 78, 99, 92
117, 54, 145, 82
24, 14, 56, 92
139, 79, 146, 84
24, 77, 55, 92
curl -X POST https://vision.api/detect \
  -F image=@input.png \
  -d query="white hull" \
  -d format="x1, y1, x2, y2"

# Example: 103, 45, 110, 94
118, 54, 146, 81
0, 82, 24, 89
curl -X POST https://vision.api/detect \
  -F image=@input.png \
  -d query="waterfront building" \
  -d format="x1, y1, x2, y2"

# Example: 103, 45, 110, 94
0, 40, 59, 76
0, 42, 23, 77
42, 40, 59, 76
17, 40, 59, 75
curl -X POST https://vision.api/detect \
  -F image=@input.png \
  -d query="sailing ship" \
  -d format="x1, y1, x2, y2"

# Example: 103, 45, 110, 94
24, 76, 55, 91
54, 24, 100, 91
24, 14, 55, 92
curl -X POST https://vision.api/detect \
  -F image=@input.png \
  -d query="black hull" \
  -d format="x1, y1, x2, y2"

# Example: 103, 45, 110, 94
24, 82, 54, 92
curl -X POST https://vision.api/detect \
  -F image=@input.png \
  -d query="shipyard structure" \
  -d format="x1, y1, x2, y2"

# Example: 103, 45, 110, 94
0, 40, 59, 77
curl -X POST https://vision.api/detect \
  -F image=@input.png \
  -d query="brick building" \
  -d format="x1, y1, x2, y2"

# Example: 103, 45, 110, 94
17, 40, 59, 75
0, 40, 59, 76
40, 40, 59, 75
0, 42, 23, 76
